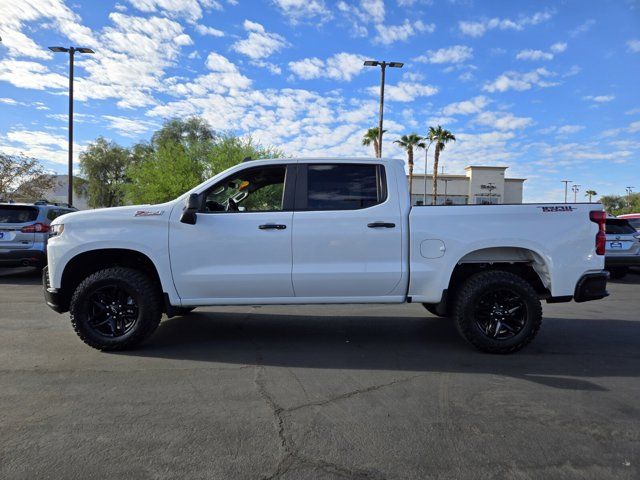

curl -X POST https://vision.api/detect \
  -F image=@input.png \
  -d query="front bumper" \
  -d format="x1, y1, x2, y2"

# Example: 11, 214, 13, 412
42, 266, 65, 313
0, 248, 45, 267
605, 255, 640, 268
574, 271, 609, 303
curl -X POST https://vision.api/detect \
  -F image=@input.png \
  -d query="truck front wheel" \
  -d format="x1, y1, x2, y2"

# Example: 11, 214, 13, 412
453, 270, 542, 354
69, 267, 162, 351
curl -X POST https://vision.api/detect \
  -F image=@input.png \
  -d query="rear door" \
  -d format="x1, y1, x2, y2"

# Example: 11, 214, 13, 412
291, 163, 403, 298
606, 220, 638, 253
0, 205, 38, 250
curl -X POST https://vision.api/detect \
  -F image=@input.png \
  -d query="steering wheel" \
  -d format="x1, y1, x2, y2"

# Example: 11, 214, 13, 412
227, 198, 239, 212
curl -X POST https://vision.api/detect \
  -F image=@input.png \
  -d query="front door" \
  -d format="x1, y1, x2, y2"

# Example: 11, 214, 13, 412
169, 164, 295, 303
291, 163, 403, 299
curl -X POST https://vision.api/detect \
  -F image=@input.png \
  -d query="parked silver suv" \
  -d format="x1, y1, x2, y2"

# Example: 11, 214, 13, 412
0, 202, 77, 268
605, 218, 640, 279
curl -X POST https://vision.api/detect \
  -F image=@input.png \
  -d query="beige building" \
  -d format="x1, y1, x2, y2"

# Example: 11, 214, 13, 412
408, 166, 525, 206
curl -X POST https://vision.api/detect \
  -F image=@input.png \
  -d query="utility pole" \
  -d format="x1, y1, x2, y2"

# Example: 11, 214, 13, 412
48, 46, 95, 206
561, 180, 572, 203
363, 60, 403, 158
443, 178, 450, 205
572, 184, 581, 203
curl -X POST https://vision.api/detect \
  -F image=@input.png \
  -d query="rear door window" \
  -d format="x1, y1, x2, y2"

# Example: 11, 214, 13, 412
299, 164, 386, 211
0, 206, 39, 224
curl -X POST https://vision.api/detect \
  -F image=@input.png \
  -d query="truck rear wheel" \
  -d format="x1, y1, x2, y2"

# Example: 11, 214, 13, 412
69, 267, 162, 351
453, 270, 542, 354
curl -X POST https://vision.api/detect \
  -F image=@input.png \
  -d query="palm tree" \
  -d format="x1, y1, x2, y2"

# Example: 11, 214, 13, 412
394, 134, 426, 200
362, 127, 386, 158
427, 125, 456, 205
585, 189, 597, 202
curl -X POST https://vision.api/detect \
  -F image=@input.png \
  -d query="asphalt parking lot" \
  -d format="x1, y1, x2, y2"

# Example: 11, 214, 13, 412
1, 267, 639, 480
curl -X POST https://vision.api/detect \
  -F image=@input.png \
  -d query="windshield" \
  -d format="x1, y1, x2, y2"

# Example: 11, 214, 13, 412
0, 206, 39, 224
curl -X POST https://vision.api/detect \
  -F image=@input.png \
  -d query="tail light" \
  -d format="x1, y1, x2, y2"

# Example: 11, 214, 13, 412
20, 222, 50, 233
589, 211, 606, 255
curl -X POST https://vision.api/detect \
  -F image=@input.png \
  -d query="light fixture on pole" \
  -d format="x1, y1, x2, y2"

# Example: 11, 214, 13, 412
561, 180, 572, 203
48, 46, 95, 207
363, 60, 403, 158
571, 184, 581, 203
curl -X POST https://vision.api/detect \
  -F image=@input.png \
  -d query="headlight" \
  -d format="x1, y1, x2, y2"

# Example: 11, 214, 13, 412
50, 224, 65, 237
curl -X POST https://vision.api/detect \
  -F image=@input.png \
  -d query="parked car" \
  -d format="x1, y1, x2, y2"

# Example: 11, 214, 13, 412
0, 202, 77, 268
605, 217, 640, 278
617, 213, 640, 231
43, 158, 609, 354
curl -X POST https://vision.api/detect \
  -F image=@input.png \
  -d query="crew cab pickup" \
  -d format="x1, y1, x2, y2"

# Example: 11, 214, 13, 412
43, 158, 609, 353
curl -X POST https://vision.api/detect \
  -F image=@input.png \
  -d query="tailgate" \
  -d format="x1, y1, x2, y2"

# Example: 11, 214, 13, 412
0, 206, 38, 249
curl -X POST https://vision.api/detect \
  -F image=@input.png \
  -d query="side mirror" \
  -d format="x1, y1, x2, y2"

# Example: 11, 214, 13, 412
180, 193, 200, 225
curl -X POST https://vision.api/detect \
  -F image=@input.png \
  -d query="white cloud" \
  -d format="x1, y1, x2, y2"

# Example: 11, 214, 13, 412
569, 19, 595, 37
583, 95, 615, 103
232, 20, 288, 59
103, 115, 158, 137
442, 96, 490, 116
414, 45, 472, 64
475, 111, 533, 131
125, 0, 222, 23
373, 20, 435, 45
0, 129, 84, 165
195, 24, 225, 36
289, 53, 366, 81
0, 60, 68, 91
516, 42, 567, 61
367, 82, 438, 102
539, 124, 585, 135
459, 10, 553, 37
483, 68, 558, 92
627, 39, 640, 53
271, 0, 331, 22
516, 50, 553, 61
206, 52, 239, 72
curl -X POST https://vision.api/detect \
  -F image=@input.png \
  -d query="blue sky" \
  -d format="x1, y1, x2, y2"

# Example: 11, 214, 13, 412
0, 0, 639, 202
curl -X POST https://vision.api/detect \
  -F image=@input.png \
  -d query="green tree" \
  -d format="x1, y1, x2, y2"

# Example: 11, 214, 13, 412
584, 189, 597, 202
600, 193, 640, 215
125, 117, 284, 205
427, 125, 456, 205
0, 153, 55, 202
362, 127, 386, 158
79, 137, 132, 208
394, 134, 426, 200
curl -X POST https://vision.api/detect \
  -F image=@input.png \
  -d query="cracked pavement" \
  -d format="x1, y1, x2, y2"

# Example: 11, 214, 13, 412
1, 267, 639, 479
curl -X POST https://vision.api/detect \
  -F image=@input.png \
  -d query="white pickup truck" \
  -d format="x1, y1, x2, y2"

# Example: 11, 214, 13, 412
44, 158, 609, 353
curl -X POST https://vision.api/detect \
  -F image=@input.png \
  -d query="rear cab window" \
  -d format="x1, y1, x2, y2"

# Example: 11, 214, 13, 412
296, 163, 387, 211
0, 206, 39, 224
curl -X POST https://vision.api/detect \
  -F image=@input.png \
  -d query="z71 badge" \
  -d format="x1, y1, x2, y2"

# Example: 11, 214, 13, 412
537, 206, 576, 212
134, 210, 164, 217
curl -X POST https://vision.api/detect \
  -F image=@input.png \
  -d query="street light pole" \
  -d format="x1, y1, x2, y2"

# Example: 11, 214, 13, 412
626, 186, 634, 207
561, 180, 571, 203
49, 46, 94, 207
422, 140, 433, 205
364, 60, 403, 158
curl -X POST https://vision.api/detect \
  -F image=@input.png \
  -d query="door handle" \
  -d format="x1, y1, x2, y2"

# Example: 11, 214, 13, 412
259, 224, 287, 230
367, 222, 396, 228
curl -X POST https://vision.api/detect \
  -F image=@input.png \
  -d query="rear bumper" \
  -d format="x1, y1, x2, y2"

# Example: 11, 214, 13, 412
605, 255, 640, 267
574, 271, 609, 303
0, 248, 45, 267
42, 267, 65, 313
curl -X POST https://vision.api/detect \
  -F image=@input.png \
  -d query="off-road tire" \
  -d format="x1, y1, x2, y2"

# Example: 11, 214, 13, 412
70, 267, 162, 351
422, 303, 449, 318
453, 270, 542, 354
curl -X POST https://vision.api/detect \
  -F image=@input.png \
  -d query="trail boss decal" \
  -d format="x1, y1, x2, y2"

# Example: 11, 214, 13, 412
134, 210, 164, 217
538, 206, 576, 212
